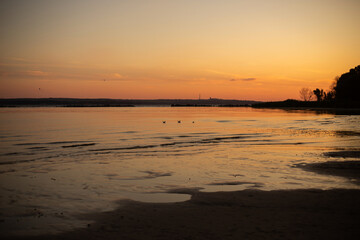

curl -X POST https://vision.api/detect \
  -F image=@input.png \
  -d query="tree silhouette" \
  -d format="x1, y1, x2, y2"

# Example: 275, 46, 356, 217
312, 88, 335, 102
313, 88, 324, 101
299, 87, 314, 101
324, 91, 335, 101
334, 65, 360, 101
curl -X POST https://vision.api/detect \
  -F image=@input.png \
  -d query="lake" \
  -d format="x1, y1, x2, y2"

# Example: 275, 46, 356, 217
0, 107, 359, 236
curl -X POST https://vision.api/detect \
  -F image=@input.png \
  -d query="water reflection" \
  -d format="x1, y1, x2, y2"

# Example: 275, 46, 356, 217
0, 107, 359, 235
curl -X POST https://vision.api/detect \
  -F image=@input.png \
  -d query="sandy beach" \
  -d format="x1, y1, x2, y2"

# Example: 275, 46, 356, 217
6, 160, 360, 240
10, 189, 360, 240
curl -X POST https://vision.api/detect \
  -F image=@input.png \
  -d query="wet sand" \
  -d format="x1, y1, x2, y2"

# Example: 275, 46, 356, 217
299, 160, 360, 184
8, 189, 360, 240
298, 151, 360, 184
5, 158, 360, 240
8, 191, 360, 239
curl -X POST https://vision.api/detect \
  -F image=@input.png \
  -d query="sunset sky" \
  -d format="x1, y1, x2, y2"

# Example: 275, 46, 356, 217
1, 0, 359, 101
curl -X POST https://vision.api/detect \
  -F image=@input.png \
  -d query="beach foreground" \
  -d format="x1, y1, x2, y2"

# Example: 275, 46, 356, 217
5, 160, 360, 240
8, 187, 360, 240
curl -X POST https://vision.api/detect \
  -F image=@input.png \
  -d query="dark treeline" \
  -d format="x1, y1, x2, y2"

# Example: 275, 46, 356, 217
254, 65, 360, 109
335, 65, 360, 102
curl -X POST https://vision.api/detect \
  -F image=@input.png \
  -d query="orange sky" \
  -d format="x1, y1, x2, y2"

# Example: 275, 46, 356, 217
1, 0, 359, 101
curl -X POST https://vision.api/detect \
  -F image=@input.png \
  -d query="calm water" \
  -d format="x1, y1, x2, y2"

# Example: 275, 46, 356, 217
1, 107, 359, 236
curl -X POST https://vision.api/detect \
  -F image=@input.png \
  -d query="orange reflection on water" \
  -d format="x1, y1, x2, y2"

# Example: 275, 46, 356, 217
0, 107, 359, 235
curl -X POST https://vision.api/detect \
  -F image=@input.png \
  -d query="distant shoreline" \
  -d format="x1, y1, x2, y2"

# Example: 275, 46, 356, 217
1, 98, 360, 116
0, 98, 258, 108
252, 99, 360, 109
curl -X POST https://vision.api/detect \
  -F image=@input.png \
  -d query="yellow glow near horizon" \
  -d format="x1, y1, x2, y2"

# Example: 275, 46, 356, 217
0, 0, 359, 101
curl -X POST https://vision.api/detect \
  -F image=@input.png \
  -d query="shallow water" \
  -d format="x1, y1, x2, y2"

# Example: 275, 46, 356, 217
0, 107, 359, 236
